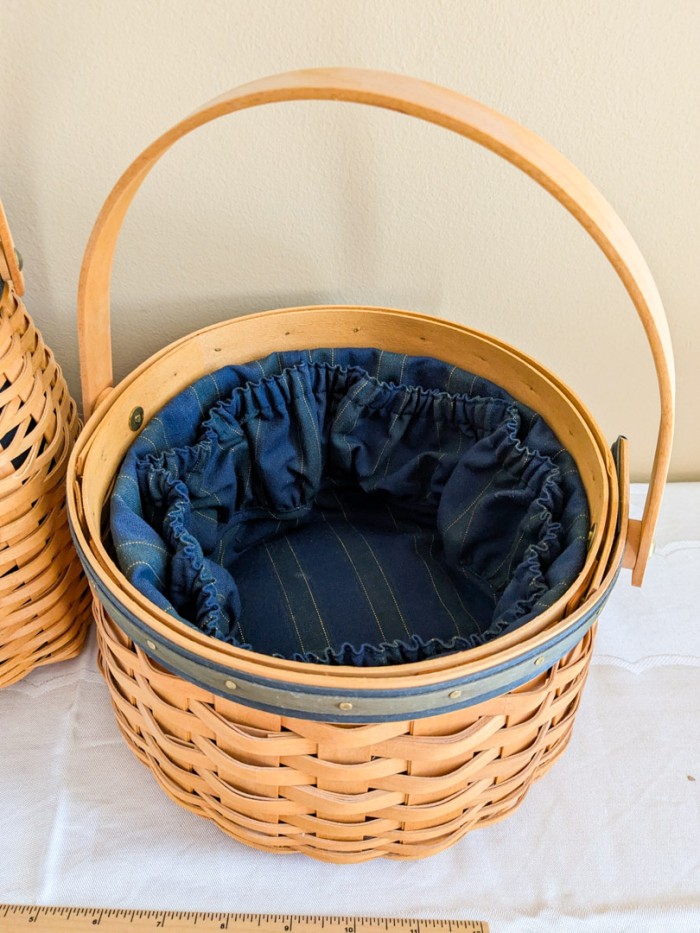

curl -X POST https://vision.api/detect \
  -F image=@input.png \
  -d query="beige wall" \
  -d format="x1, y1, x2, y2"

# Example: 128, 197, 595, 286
2, 0, 698, 480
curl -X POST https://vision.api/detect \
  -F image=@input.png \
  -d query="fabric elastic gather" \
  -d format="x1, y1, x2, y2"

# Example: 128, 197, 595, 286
110, 348, 589, 666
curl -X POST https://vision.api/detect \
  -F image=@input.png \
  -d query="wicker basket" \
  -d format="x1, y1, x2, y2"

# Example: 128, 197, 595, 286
0, 200, 91, 687
66, 70, 674, 862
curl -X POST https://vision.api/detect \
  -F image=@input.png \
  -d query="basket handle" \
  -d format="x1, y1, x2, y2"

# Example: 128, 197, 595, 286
0, 199, 26, 297
78, 68, 674, 585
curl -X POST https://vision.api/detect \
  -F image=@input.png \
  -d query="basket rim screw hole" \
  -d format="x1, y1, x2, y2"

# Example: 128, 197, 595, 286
448, 689, 462, 699
534, 656, 545, 667
224, 679, 237, 690
338, 701, 353, 711
146, 639, 157, 651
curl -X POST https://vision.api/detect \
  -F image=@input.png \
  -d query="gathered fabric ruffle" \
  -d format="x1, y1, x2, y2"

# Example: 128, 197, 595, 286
110, 348, 589, 666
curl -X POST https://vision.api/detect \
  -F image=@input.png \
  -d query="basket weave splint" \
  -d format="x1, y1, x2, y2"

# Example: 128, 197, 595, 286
0, 201, 91, 687
67, 70, 674, 862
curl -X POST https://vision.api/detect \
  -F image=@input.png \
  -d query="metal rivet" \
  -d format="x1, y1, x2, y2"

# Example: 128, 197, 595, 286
129, 407, 144, 431
534, 656, 545, 667
146, 640, 157, 651
338, 701, 353, 711
224, 679, 237, 690
449, 689, 462, 700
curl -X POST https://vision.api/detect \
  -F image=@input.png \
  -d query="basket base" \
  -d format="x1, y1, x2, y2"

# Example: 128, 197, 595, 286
94, 598, 594, 862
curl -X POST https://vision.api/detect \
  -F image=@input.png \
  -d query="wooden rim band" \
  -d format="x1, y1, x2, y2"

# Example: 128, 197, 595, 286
77, 68, 674, 583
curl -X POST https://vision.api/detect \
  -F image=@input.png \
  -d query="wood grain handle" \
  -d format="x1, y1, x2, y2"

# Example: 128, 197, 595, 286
0, 199, 25, 297
78, 68, 674, 584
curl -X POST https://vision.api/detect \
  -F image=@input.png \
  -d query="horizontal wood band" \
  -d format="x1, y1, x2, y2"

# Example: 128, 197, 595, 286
74, 533, 620, 722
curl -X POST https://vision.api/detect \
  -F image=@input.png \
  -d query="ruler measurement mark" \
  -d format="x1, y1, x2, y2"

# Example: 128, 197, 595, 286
0, 909, 489, 932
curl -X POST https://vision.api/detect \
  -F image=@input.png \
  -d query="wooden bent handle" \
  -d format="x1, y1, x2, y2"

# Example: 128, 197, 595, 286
77, 68, 674, 585
0, 199, 25, 297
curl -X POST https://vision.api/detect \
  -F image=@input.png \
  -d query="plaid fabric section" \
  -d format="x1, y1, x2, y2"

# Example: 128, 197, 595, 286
110, 349, 589, 666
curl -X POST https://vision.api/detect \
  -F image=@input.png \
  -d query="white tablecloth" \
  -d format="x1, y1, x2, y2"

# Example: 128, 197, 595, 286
2, 484, 699, 932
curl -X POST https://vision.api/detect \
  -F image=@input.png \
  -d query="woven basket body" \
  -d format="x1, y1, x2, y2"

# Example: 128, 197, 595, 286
1, 210, 91, 686
97, 601, 595, 862
67, 70, 674, 862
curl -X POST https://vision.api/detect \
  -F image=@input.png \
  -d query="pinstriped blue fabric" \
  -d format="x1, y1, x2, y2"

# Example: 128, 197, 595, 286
110, 349, 589, 666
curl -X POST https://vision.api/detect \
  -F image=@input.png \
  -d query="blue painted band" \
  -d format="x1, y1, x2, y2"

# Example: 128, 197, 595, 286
75, 537, 618, 722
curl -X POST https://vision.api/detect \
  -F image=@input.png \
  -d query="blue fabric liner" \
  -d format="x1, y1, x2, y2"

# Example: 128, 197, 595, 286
110, 349, 589, 667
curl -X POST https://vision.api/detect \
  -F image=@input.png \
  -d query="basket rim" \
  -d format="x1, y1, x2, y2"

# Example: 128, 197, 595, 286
67, 304, 623, 701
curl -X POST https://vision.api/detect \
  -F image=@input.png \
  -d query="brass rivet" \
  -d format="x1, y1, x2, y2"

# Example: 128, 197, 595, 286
534, 656, 545, 667
146, 640, 156, 651
338, 701, 353, 711
129, 406, 144, 431
449, 689, 462, 700
224, 679, 237, 690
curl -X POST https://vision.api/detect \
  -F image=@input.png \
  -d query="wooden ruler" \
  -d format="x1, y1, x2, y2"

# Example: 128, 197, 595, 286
0, 909, 489, 933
